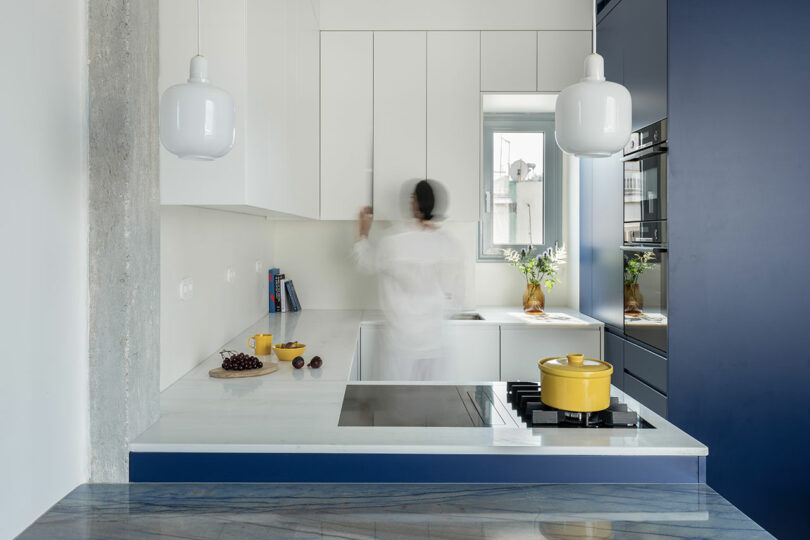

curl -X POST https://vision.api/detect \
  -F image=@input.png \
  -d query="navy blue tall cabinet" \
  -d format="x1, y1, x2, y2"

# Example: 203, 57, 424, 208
582, 0, 810, 538
668, 1, 810, 538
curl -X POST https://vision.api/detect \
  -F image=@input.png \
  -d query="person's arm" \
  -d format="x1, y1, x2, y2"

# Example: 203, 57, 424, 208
353, 206, 376, 275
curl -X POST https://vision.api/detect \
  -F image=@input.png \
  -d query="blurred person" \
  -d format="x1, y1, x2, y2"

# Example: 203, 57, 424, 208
354, 179, 464, 380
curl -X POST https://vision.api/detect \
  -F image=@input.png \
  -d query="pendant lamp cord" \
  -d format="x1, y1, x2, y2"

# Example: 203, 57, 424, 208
592, 0, 597, 53
196, 0, 201, 56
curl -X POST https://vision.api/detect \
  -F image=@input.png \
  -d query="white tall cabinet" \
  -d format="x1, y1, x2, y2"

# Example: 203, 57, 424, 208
319, 32, 374, 220
372, 32, 428, 221
426, 32, 481, 222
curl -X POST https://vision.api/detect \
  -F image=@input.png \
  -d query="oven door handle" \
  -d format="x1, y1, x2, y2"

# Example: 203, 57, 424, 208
620, 245, 668, 253
622, 144, 667, 162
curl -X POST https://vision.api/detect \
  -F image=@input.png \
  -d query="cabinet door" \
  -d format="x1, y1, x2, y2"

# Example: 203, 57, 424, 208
373, 31, 427, 220
359, 325, 383, 381
590, 152, 624, 330
320, 32, 374, 220
280, 0, 320, 219
537, 31, 591, 91
500, 327, 602, 382
604, 331, 624, 390
481, 31, 537, 91
444, 324, 499, 381
427, 31, 480, 222
160, 0, 247, 206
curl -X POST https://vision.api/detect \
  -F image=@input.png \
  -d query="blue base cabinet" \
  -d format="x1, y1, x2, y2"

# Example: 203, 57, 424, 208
604, 331, 667, 418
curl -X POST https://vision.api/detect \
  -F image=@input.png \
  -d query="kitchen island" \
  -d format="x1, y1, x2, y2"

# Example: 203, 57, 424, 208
131, 310, 706, 482
20, 482, 772, 539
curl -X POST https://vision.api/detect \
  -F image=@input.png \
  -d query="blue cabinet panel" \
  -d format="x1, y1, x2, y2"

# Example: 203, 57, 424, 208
668, 1, 810, 537
604, 331, 624, 390
624, 339, 667, 394
579, 158, 594, 318
596, 0, 668, 130
624, 372, 667, 419
589, 152, 624, 330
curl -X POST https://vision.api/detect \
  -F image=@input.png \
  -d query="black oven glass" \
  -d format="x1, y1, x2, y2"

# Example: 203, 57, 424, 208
624, 153, 667, 224
624, 249, 668, 352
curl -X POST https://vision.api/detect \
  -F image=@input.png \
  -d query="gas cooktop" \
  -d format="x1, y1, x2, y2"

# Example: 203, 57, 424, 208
338, 383, 654, 429
507, 381, 654, 429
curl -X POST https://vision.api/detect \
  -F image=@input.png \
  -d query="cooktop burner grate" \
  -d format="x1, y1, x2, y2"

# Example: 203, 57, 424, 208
506, 381, 655, 429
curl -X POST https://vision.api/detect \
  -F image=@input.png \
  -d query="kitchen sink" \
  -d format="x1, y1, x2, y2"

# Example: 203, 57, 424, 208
449, 312, 484, 321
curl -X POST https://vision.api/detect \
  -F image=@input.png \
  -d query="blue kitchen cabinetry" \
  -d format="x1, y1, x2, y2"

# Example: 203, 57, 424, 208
604, 330, 667, 418
581, 0, 667, 415
597, 0, 668, 130
667, 1, 810, 537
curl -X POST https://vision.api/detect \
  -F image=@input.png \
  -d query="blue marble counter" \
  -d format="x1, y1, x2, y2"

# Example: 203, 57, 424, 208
19, 482, 772, 539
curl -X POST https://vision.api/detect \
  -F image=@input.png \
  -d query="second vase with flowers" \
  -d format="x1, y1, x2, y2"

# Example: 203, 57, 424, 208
504, 244, 566, 314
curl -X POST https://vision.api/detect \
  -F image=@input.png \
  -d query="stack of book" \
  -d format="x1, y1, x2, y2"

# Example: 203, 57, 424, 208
268, 268, 301, 313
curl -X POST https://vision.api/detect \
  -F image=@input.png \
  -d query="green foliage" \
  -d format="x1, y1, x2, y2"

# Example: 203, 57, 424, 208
624, 252, 656, 286
503, 244, 566, 291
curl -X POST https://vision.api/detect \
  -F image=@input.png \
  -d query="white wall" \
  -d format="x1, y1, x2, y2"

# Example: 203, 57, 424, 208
160, 207, 274, 390
0, 1, 89, 537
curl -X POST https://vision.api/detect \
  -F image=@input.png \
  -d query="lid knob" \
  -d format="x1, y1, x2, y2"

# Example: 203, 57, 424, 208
567, 353, 585, 366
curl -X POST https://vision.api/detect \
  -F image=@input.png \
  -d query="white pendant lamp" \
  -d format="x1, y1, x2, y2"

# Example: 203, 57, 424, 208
555, 0, 631, 158
159, 0, 235, 160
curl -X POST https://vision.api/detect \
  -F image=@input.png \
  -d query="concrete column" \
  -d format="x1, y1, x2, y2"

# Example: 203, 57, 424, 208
87, 0, 160, 482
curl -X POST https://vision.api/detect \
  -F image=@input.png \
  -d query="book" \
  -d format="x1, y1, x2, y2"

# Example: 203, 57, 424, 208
268, 268, 280, 313
280, 279, 289, 312
285, 280, 301, 312
273, 273, 285, 312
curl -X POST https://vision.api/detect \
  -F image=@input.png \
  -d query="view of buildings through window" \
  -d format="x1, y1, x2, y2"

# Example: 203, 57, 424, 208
492, 132, 544, 246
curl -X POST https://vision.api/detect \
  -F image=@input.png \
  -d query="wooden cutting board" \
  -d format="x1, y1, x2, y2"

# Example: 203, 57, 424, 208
208, 363, 279, 379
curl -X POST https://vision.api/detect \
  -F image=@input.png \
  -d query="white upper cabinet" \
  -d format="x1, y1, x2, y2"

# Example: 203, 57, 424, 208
481, 31, 538, 91
427, 31, 480, 222
160, 0, 247, 207
537, 30, 591, 91
160, 0, 320, 219
320, 32, 374, 221
373, 31, 427, 221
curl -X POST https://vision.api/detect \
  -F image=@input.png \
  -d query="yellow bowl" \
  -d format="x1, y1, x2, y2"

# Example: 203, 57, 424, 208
273, 343, 306, 361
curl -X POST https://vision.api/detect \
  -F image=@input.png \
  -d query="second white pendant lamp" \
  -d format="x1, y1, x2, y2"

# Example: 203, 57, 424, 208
555, 0, 631, 158
159, 0, 235, 160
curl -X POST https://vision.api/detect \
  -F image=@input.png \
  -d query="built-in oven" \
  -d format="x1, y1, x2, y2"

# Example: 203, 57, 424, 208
622, 119, 668, 353
623, 119, 667, 243
620, 245, 668, 352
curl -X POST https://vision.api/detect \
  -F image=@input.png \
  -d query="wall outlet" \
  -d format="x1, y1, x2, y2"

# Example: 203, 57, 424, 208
225, 267, 236, 283
179, 277, 194, 301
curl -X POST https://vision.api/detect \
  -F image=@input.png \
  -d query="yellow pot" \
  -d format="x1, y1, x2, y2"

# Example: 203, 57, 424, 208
538, 353, 613, 412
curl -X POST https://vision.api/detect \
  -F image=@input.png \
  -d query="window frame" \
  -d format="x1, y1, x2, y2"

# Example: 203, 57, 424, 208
478, 112, 562, 261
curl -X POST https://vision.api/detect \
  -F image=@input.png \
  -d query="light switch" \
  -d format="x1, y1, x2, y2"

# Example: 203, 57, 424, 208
179, 277, 194, 301
225, 267, 236, 283
255, 260, 263, 273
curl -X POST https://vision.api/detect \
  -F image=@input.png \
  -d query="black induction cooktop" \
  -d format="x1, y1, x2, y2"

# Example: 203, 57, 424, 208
338, 384, 514, 427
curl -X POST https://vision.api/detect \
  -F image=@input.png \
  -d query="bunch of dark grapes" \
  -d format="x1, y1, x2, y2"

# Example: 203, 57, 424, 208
219, 350, 263, 371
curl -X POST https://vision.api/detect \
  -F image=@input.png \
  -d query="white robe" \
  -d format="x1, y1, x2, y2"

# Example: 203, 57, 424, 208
354, 223, 463, 381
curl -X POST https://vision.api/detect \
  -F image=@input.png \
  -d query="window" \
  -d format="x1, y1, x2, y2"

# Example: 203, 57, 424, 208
479, 113, 562, 260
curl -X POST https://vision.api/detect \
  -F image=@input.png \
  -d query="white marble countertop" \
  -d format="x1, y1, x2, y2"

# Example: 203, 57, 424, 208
132, 309, 706, 456
360, 306, 604, 328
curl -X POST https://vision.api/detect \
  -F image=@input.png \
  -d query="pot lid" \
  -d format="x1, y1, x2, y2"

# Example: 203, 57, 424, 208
539, 353, 613, 378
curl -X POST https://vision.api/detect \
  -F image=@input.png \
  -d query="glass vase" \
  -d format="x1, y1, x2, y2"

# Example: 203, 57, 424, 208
624, 283, 644, 314
523, 283, 546, 314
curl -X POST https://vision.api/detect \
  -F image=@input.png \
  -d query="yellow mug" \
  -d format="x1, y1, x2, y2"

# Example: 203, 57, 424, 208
247, 333, 273, 355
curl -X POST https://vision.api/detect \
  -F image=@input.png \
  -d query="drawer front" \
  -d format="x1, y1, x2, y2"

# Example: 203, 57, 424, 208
624, 339, 667, 394
624, 372, 668, 418
604, 332, 624, 390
